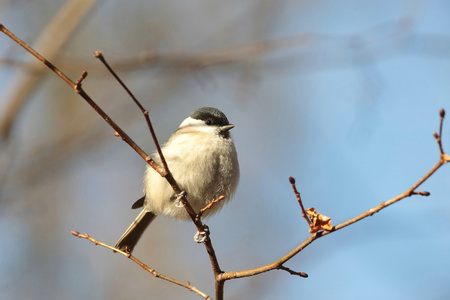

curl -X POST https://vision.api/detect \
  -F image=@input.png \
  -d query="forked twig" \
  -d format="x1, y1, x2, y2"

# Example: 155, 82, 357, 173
0, 0, 97, 139
0, 23, 222, 293
198, 195, 226, 218
217, 108, 448, 284
70, 231, 212, 300
91, 51, 220, 274
434, 109, 450, 163
94, 51, 169, 174
0, 24, 164, 175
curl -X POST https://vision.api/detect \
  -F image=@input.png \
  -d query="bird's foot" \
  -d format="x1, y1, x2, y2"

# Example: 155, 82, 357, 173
174, 190, 188, 207
194, 224, 210, 243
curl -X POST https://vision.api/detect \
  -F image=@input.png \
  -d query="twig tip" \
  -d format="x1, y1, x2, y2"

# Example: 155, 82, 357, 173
199, 195, 226, 216
94, 50, 103, 58
71, 230, 80, 237
442, 153, 450, 163
440, 108, 445, 118
74, 71, 88, 92
289, 176, 296, 184
413, 191, 431, 196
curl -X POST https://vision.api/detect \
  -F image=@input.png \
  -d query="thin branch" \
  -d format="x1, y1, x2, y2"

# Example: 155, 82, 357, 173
434, 109, 450, 163
74, 70, 88, 91
218, 108, 448, 283
278, 265, 308, 278
198, 195, 225, 218
94, 51, 169, 174
411, 191, 431, 196
0, 24, 161, 172
0, 0, 97, 139
288, 176, 312, 227
437, 108, 445, 155
70, 231, 212, 300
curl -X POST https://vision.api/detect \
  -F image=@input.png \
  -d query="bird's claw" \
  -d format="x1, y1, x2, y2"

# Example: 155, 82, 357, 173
174, 190, 188, 207
194, 224, 210, 243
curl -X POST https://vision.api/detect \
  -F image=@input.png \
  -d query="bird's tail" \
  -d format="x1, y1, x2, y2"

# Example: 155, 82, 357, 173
115, 210, 156, 253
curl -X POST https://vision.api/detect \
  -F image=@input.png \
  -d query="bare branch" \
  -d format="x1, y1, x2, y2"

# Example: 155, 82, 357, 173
94, 51, 169, 174
198, 195, 225, 218
278, 265, 308, 278
411, 191, 431, 196
74, 70, 88, 91
0, 0, 97, 139
70, 231, 212, 300
434, 109, 450, 164
218, 108, 449, 283
288, 176, 312, 227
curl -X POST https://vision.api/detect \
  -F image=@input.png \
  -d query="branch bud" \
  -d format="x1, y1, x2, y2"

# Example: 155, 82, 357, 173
94, 50, 103, 58
440, 108, 445, 118
289, 176, 296, 184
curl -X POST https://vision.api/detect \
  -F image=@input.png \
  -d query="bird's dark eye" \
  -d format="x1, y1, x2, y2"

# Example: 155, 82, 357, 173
205, 119, 213, 125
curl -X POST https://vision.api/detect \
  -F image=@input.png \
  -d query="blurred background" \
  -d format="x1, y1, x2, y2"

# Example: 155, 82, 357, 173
1, 0, 449, 299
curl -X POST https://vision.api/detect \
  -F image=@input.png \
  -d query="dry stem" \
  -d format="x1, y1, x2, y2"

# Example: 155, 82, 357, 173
93, 51, 169, 174
198, 196, 226, 217
218, 109, 448, 284
0, 0, 97, 139
70, 231, 212, 300
288, 176, 312, 227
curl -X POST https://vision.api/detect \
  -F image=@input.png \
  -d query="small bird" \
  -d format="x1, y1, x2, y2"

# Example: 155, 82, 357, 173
115, 107, 240, 253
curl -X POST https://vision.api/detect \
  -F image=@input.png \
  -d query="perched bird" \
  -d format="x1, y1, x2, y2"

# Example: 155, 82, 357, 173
115, 107, 240, 253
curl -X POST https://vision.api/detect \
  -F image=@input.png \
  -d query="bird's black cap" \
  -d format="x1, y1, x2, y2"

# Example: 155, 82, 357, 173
190, 107, 230, 127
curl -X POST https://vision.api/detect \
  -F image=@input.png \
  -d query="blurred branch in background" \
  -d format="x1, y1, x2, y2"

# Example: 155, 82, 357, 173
0, 15, 420, 197
0, 17, 423, 76
4, 17, 449, 74
0, 0, 97, 139
70, 231, 212, 300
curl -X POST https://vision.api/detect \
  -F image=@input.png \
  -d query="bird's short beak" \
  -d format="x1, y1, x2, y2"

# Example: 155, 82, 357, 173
220, 124, 235, 132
